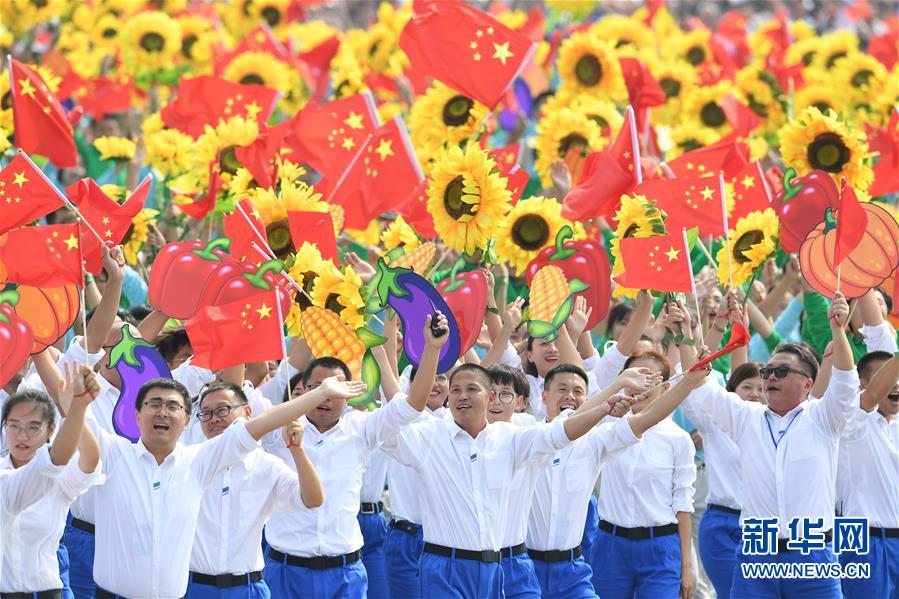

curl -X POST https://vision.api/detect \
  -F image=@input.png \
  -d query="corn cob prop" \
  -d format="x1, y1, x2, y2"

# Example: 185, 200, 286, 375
527, 264, 589, 340
300, 305, 384, 409
385, 241, 437, 273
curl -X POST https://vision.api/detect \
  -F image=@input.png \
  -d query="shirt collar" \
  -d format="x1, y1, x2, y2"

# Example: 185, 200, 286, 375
766, 400, 806, 421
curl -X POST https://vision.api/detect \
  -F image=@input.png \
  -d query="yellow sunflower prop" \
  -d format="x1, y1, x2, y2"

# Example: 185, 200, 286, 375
674, 28, 712, 66
650, 59, 698, 125
611, 194, 667, 299
177, 15, 217, 72
590, 14, 654, 54
664, 124, 720, 159
535, 106, 608, 187
832, 53, 888, 112
735, 66, 785, 135
381, 215, 420, 251
408, 82, 490, 167
223, 51, 292, 93
494, 196, 574, 275
427, 144, 512, 255
169, 115, 261, 195
119, 11, 181, 75
543, 94, 624, 135
682, 81, 733, 136
93, 137, 136, 162
247, 174, 329, 260
792, 82, 840, 118
779, 107, 874, 196
285, 242, 327, 336
123, 209, 160, 266
556, 31, 625, 102
310, 262, 366, 331
811, 31, 859, 72
716, 208, 779, 286
250, 0, 291, 33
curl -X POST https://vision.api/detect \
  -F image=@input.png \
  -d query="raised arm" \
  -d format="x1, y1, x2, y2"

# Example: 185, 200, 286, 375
812, 293, 860, 437
858, 289, 897, 353
49, 363, 100, 466
860, 354, 899, 412
372, 344, 401, 401
618, 291, 653, 356
406, 312, 449, 412
627, 368, 709, 438
480, 298, 523, 368
282, 420, 324, 508
85, 245, 125, 354
137, 309, 169, 342
575, 367, 659, 415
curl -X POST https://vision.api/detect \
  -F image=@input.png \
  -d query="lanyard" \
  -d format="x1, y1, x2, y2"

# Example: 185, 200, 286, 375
764, 408, 803, 449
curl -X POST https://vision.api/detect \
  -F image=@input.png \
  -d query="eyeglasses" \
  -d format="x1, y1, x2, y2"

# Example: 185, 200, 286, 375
3, 423, 48, 438
759, 366, 811, 380
141, 400, 186, 415
493, 390, 517, 405
197, 404, 246, 422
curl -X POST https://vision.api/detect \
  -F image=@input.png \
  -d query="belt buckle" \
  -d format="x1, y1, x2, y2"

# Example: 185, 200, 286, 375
215, 574, 231, 588
360, 504, 375, 515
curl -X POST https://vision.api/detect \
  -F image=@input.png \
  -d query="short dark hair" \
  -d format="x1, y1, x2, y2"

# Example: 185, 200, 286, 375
624, 351, 671, 380
128, 305, 153, 323
487, 364, 529, 397
2, 389, 57, 429
771, 342, 819, 381
727, 362, 762, 393
136, 378, 191, 412
607, 301, 636, 334
448, 363, 492, 390
153, 327, 191, 364
198, 382, 248, 410
544, 364, 588, 390
283, 373, 304, 403
857, 350, 893, 382
301, 357, 351, 387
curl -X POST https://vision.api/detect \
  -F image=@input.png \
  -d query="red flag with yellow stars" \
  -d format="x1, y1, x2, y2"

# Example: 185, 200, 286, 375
0, 224, 83, 286
186, 289, 284, 371
224, 199, 268, 264
613, 231, 693, 293
0, 152, 67, 236
635, 178, 725, 238
400, 0, 536, 108
666, 138, 749, 179
487, 144, 528, 202
288, 210, 338, 263
728, 161, 772, 221
395, 179, 438, 239
9, 59, 78, 168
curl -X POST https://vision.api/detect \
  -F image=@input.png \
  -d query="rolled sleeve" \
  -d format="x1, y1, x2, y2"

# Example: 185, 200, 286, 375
172, 359, 215, 398
592, 343, 628, 390
814, 367, 861, 438
57, 460, 106, 502
671, 437, 696, 513
860, 322, 898, 354
548, 415, 571, 450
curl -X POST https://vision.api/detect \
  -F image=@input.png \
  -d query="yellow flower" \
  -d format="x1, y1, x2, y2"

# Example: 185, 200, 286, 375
778, 106, 874, 195
674, 29, 712, 66
496, 10, 528, 31
785, 36, 821, 71
193, 116, 261, 186
123, 208, 159, 266
286, 20, 339, 53
871, 67, 899, 125
248, 176, 327, 259
144, 128, 194, 178
543, 93, 623, 134
408, 82, 490, 167
494, 196, 572, 275
381, 215, 420, 251
556, 31, 626, 102
811, 31, 859, 72
590, 14, 654, 54
223, 51, 292, 92
649, 59, 698, 125
250, 0, 291, 33
120, 11, 182, 75
735, 66, 785, 136
546, 0, 598, 20
91, 13, 123, 51
285, 242, 326, 336
611, 194, 667, 299
178, 15, 217, 70
310, 262, 366, 331
345, 220, 382, 246
792, 82, 841, 118
535, 106, 608, 187
663, 124, 720, 160
715, 208, 779, 286
93, 136, 136, 162
682, 81, 733, 135
831, 53, 889, 111
427, 144, 512, 255
6, 0, 69, 35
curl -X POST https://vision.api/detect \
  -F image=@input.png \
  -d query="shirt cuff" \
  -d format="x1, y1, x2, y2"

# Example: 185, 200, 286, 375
860, 322, 898, 354
32, 445, 66, 477
228, 419, 260, 452
549, 415, 572, 449
614, 414, 641, 445
499, 343, 521, 368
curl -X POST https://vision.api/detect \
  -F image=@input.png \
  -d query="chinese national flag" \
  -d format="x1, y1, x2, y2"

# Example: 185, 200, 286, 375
618, 57, 666, 131
160, 76, 280, 138
868, 109, 899, 197
9, 59, 78, 168
288, 210, 338, 262
179, 162, 221, 221
0, 224, 83, 286
635, 178, 725, 237
833, 180, 868, 267
224, 199, 267, 263
613, 231, 693, 293
400, 0, 536, 108
0, 152, 67, 235
328, 118, 424, 230
74, 76, 145, 120
666, 138, 749, 179
186, 289, 284, 370
395, 179, 438, 239
728, 162, 772, 220
487, 144, 528, 202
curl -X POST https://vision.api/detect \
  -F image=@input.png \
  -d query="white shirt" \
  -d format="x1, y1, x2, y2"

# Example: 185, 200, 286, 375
589, 343, 629, 390
182, 380, 273, 446
686, 368, 859, 537
380, 414, 572, 551
599, 418, 696, 527
1, 456, 103, 592
361, 449, 389, 504
386, 406, 446, 524
69, 375, 119, 523
262, 395, 420, 557
257, 359, 300, 405
528, 417, 640, 551
501, 412, 542, 548
89, 418, 258, 598
837, 409, 899, 528
860, 322, 898, 354
682, 393, 743, 511
191, 447, 310, 575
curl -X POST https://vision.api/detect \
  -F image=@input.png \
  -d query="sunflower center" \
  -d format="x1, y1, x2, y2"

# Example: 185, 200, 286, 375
686, 46, 706, 66
807, 133, 850, 173
812, 102, 833, 115
295, 272, 316, 310
0, 91, 11, 111
850, 69, 874, 88
679, 138, 702, 152
102, 27, 117, 39
747, 94, 768, 118
139, 32, 166, 53
574, 54, 602, 86
732, 230, 764, 263
239, 74, 265, 86
558, 134, 589, 158
801, 51, 816, 67
825, 51, 847, 69
261, 6, 281, 27
442, 95, 474, 127
622, 223, 639, 238
266, 220, 293, 259
588, 114, 609, 130
325, 293, 344, 315
181, 35, 197, 59
615, 39, 634, 49
31, 0, 48, 7
659, 77, 681, 99
512, 214, 550, 251
443, 176, 477, 221
700, 102, 726, 128
219, 146, 242, 175
368, 40, 381, 58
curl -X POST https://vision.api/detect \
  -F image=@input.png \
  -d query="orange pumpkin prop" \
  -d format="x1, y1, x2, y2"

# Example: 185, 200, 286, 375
799, 204, 899, 299
14, 284, 81, 353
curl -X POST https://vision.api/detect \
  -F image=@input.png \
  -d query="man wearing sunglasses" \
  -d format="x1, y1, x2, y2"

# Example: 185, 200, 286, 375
684, 292, 857, 599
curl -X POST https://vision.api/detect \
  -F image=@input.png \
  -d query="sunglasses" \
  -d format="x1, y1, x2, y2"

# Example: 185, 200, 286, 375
759, 366, 810, 380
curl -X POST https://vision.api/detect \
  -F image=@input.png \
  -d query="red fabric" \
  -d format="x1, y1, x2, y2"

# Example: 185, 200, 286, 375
160, 76, 280, 138
688, 321, 750, 372
561, 149, 635, 221
868, 109, 899, 197
846, 0, 872, 22
833, 180, 868, 267
613, 231, 693, 293
9, 59, 77, 167
399, 0, 536, 108
395, 179, 437, 239
179, 161, 221, 221
0, 224, 83, 286
186, 289, 284, 370
635, 178, 725, 237
666, 138, 749, 179
618, 57, 666, 131
722, 95, 762, 138
224, 199, 268, 263
868, 31, 898, 69
728, 162, 772, 221
0, 152, 66, 235
74, 76, 144, 119
288, 210, 337, 262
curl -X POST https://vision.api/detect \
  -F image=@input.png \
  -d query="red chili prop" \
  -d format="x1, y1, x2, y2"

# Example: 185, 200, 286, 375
0, 290, 34, 388
773, 168, 840, 253
525, 225, 611, 329
437, 260, 488, 353
199, 258, 292, 318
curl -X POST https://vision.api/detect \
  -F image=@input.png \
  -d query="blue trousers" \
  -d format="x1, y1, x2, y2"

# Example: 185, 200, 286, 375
731, 547, 842, 598
418, 552, 504, 599
357, 511, 389, 599
590, 528, 682, 599
500, 552, 540, 599
581, 495, 599, 565
263, 551, 367, 599
63, 517, 95, 599
533, 554, 597, 599
698, 508, 741, 598
383, 523, 423, 599
840, 532, 899, 599
185, 578, 271, 598
58, 541, 74, 599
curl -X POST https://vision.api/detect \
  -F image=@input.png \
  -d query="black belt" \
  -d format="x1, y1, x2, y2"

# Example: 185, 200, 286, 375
599, 519, 678, 540
776, 531, 833, 553
2, 592, 62, 599
870, 527, 899, 538
424, 542, 501, 563
190, 571, 263, 588
527, 546, 583, 563
268, 548, 361, 570
500, 543, 527, 559
360, 501, 383, 515
708, 504, 741, 516
389, 519, 421, 535
71, 517, 95, 534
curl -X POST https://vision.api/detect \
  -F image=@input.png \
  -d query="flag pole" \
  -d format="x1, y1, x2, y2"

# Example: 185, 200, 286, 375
682, 227, 704, 349
694, 237, 718, 269
719, 171, 735, 289
77, 220, 88, 358
756, 161, 773, 204
627, 106, 643, 185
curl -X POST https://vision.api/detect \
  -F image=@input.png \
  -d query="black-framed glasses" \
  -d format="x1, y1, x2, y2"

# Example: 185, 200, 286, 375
197, 404, 246, 422
491, 390, 517, 405
142, 400, 187, 415
759, 366, 810, 380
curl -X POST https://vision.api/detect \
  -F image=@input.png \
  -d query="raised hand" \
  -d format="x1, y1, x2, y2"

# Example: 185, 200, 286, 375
606, 394, 635, 418
504, 297, 525, 331
346, 252, 376, 283
61, 362, 100, 410
615, 367, 662, 394
424, 311, 450, 348
565, 295, 593, 339
829, 292, 850, 328
318, 376, 368, 400
282, 419, 305, 449
101, 244, 126, 284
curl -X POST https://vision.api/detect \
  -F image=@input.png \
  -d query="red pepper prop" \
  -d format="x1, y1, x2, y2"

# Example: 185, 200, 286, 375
0, 290, 34, 388
437, 259, 488, 353
525, 226, 611, 329
199, 258, 292, 318
773, 168, 840, 253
